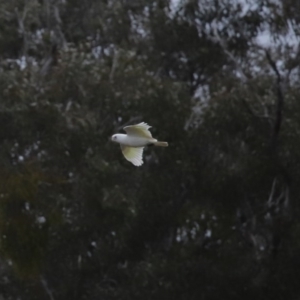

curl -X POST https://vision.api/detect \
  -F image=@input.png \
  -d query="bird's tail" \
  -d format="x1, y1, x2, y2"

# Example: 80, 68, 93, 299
153, 141, 168, 147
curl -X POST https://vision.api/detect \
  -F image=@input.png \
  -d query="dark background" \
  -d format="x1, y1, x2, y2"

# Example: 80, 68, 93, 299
0, 0, 300, 299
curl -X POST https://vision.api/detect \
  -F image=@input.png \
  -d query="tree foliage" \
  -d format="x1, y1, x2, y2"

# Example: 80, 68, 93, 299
0, 0, 300, 299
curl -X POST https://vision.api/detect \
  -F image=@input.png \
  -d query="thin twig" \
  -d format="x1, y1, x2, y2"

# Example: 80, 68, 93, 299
267, 178, 277, 208
40, 276, 55, 300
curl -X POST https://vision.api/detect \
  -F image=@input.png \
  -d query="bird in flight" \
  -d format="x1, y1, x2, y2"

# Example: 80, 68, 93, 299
111, 122, 168, 166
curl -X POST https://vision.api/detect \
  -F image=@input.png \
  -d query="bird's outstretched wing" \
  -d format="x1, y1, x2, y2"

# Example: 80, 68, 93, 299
123, 122, 152, 138
121, 145, 144, 166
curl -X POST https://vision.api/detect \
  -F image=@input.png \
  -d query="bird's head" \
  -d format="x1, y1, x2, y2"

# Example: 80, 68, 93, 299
111, 134, 119, 143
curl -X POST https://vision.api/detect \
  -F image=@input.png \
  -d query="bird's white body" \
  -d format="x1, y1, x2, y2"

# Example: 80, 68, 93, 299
111, 122, 168, 166
112, 134, 156, 147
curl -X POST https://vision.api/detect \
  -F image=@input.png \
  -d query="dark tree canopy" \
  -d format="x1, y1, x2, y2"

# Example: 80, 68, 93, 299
0, 0, 300, 299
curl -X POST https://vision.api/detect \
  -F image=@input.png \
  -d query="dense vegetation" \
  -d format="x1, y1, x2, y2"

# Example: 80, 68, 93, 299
0, 0, 300, 299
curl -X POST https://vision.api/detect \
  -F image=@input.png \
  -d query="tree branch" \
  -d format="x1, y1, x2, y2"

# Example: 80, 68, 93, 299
15, 4, 29, 57
265, 50, 284, 149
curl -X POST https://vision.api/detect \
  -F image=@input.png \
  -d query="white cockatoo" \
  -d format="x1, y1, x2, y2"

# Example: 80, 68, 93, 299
111, 122, 168, 166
